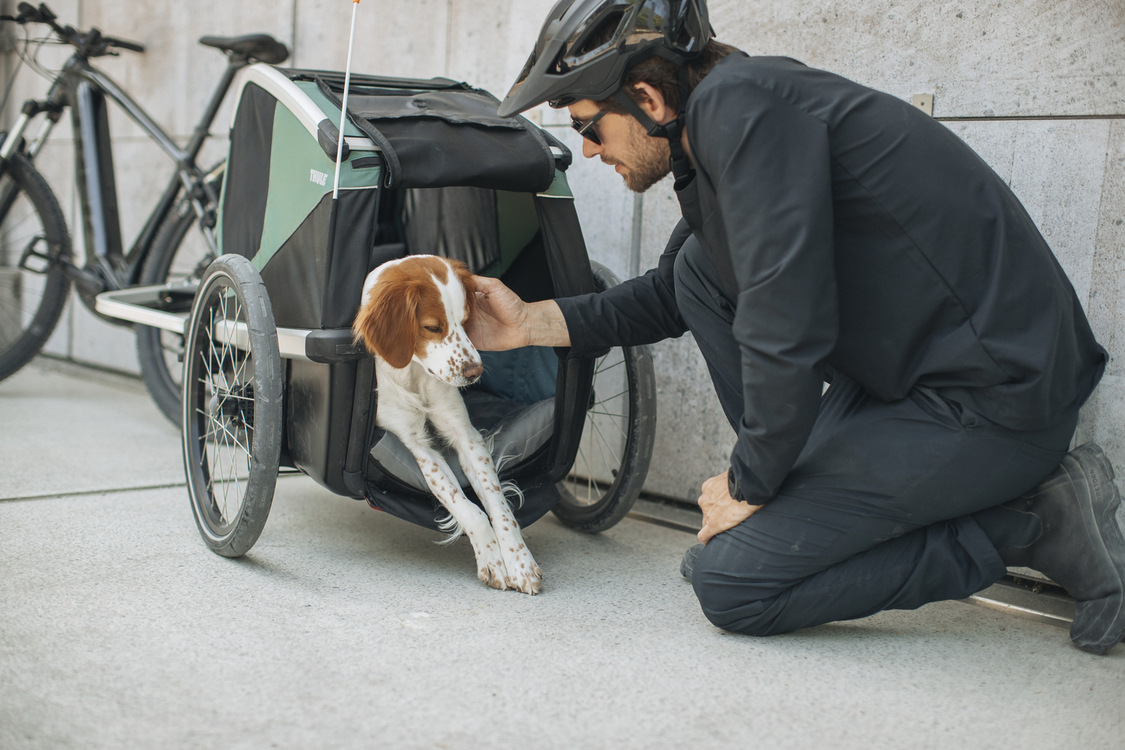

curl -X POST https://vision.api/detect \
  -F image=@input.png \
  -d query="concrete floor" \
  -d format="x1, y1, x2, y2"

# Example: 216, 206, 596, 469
1, 358, 1122, 750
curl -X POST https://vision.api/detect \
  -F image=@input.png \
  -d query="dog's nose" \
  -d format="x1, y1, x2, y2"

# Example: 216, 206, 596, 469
463, 361, 484, 381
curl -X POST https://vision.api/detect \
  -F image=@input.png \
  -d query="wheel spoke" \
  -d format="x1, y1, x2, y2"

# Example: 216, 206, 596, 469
592, 356, 625, 376
587, 416, 622, 481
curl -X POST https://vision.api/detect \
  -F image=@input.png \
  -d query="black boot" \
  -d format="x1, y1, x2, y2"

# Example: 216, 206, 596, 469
680, 543, 704, 580
994, 443, 1125, 655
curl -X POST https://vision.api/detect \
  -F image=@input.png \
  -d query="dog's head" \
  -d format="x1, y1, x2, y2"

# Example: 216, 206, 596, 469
353, 255, 484, 387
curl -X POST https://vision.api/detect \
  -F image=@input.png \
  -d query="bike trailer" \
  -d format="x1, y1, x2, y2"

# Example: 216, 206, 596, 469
202, 63, 605, 534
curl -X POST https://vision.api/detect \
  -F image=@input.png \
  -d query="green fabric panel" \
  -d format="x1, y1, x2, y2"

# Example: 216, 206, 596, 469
487, 190, 539, 279
482, 170, 571, 278
538, 168, 573, 198
252, 101, 381, 272
254, 103, 330, 271
293, 80, 366, 138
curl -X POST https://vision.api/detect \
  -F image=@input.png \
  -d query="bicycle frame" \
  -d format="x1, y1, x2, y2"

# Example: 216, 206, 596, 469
0, 46, 248, 303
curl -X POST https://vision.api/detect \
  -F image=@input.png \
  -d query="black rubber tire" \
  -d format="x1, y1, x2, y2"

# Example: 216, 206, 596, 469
182, 254, 282, 558
553, 261, 657, 532
0, 152, 72, 382
137, 193, 219, 426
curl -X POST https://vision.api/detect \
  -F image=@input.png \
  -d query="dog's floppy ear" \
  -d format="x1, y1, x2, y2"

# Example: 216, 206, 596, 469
353, 274, 419, 369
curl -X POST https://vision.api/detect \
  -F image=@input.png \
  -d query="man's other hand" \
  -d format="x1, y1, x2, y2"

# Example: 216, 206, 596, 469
697, 470, 762, 544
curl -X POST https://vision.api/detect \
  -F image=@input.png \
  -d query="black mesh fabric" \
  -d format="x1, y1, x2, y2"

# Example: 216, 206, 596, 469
403, 187, 500, 273
221, 83, 275, 259
259, 189, 380, 330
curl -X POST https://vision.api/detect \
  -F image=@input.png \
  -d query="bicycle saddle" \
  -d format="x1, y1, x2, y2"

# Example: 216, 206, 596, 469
198, 34, 289, 65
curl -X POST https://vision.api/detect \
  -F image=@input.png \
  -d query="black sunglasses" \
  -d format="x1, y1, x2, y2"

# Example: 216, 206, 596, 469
570, 109, 608, 145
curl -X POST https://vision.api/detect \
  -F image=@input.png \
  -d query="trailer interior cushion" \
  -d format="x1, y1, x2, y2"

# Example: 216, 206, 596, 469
368, 392, 555, 494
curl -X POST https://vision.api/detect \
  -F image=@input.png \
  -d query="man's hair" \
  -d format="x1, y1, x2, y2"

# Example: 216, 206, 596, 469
599, 38, 741, 115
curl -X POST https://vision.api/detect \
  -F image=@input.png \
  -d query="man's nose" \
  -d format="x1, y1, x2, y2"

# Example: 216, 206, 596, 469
582, 138, 602, 159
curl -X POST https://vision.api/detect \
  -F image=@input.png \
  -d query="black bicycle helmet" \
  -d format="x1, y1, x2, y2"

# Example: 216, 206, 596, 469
497, 0, 711, 117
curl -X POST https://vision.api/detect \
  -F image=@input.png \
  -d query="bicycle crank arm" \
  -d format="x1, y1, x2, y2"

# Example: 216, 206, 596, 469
19, 240, 110, 297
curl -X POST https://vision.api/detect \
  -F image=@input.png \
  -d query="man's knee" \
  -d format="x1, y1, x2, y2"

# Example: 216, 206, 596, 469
691, 538, 779, 636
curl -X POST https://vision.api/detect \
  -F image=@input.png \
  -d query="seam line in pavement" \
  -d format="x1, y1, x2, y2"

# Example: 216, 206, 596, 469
0, 471, 308, 504
627, 511, 699, 534
1, 482, 188, 503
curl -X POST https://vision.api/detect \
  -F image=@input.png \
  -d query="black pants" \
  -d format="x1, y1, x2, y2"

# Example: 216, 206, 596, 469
673, 235, 1078, 635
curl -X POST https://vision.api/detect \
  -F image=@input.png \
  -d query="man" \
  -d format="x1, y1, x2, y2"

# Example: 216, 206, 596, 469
473, 0, 1125, 653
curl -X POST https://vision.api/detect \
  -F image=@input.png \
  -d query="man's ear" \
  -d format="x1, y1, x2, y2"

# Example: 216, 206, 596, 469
632, 81, 675, 125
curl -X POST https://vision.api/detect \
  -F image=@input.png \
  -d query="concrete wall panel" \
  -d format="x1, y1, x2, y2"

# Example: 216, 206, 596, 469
80, 0, 292, 141
0, 0, 81, 131
710, 0, 1125, 117
1075, 121, 1125, 462
1009, 121, 1110, 304
551, 129, 636, 281
649, 332, 734, 501
293, 0, 448, 78
951, 120, 1112, 304
445, 0, 557, 99
1086, 121, 1125, 368
69, 290, 137, 371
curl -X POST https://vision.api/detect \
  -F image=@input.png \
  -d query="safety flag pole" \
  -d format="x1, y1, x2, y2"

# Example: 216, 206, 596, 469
332, 0, 360, 200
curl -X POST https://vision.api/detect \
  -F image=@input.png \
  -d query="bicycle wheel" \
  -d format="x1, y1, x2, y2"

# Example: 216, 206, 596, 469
182, 254, 281, 558
0, 152, 72, 382
553, 261, 657, 532
137, 172, 222, 425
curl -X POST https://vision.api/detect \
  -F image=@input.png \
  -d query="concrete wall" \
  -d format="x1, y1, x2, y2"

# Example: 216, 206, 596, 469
5, 0, 1122, 502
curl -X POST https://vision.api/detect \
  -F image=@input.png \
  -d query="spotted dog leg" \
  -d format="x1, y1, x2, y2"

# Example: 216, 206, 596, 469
433, 417, 543, 595
403, 441, 511, 590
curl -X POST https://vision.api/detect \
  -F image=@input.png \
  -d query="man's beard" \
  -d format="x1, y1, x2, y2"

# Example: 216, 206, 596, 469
605, 125, 672, 193
623, 141, 671, 193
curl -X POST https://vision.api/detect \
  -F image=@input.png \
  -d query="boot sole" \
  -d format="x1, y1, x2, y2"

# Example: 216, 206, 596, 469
680, 543, 704, 581
1064, 444, 1125, 655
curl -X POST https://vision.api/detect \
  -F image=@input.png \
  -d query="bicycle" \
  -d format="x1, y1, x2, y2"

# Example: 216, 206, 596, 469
0, 1, 288, 424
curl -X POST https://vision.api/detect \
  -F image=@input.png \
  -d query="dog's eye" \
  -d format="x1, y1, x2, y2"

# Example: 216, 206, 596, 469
423, 325, 443, 334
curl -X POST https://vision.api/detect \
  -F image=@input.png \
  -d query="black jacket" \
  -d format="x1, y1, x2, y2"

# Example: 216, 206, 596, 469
557, 55, 1106, 506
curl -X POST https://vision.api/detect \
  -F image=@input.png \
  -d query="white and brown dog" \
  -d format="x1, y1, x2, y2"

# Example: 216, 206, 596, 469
353, 255, 542, 594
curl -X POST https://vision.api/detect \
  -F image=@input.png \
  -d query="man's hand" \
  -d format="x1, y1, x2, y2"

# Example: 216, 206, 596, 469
697, 470, 762, 544
467, 276, 532, 351
467, 276, 571, 351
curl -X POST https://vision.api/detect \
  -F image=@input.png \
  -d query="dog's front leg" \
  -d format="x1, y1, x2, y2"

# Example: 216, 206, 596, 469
403, 442, 511, 590
447, 430, 543, 595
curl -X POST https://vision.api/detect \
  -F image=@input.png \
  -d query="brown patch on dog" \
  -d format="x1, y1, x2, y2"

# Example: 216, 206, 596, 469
352, 256, 475, 369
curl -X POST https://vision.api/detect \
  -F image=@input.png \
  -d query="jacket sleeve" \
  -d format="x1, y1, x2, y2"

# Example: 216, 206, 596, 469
555, 219, 692, 359
690, 80, 839, 506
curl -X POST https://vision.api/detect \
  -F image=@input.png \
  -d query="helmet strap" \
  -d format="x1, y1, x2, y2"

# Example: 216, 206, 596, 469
610, 66, 695, 188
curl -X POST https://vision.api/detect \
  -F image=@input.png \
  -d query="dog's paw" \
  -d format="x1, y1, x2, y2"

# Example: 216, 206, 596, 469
503, 544, 542, 595
475, 540, 510, 591
509, 565, 542, 595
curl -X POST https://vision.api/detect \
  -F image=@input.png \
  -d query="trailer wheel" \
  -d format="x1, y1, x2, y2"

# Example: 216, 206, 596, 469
553, 261, 656, 533
182, 254, 281, 557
